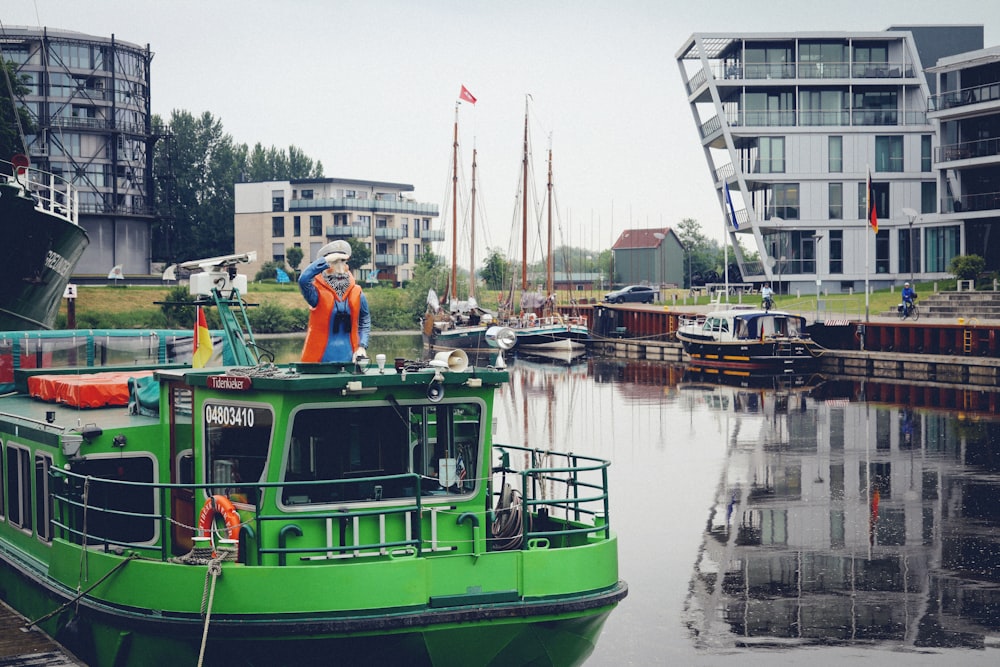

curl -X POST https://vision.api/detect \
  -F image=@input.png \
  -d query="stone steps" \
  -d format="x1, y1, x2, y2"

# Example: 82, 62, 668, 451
880, 290, 1000, 319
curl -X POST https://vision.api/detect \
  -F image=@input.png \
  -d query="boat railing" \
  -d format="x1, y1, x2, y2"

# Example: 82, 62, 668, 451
494, 445, 612, 543
1, 158, 79, 225
48, 449, 614, 564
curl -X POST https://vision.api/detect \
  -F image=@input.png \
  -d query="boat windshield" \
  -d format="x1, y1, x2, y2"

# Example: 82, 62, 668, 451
702, 317, 729, 333
279, 401, 482, 506
204, 402, 275, 504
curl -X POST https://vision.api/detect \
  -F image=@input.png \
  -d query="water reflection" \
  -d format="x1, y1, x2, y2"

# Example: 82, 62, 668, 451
686, 371, 1000, 653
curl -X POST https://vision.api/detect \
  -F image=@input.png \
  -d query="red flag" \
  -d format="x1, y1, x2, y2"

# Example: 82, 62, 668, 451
867, 169, 878, 234
459, 85, 477, 105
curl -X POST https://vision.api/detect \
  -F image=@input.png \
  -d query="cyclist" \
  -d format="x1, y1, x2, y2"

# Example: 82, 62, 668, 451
901, 282, 917, 317
760, 283, 774, 311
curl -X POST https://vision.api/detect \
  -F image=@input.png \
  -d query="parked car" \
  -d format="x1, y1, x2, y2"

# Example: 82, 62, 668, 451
603, 285, 655, 304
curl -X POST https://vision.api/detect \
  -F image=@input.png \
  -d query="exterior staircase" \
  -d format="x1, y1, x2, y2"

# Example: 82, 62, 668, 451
882, 290, 1000, 322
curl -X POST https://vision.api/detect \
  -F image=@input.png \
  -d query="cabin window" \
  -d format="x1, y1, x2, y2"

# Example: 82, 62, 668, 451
280, 401, 482, 506
34, 453, 53, 542
5, 445, 31, 531
204, 402, 274, 506
64, 455, 156, 545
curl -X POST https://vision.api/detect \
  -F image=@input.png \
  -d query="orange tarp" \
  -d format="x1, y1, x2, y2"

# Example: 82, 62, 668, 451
28, 370, 155, 408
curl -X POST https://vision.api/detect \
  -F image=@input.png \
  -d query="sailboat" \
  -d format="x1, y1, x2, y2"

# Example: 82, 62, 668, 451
499, 99, 590, 353
422, 100, 499, 351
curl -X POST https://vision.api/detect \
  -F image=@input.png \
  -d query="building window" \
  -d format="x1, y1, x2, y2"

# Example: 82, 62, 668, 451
921, 135, 932, 172
759, 137, 785, 173
828, 136, 843, 172
344, 190, 356, 198
829, 183, 843, 219
898, 227, 920, 275
921, 181, 936, 214
875, 230, 890, 273
829, 230, 843, 274
853, 90, 897, 126
293, 215, 301, 237
272, 243, 285, 264
272, 216, 285, 237
271, 191, 284, 212
744, 91, 795, 126
768, 183, 799, 219
925, 225, 960, 273
875, 136, 903, 172
301, 189, 314, 200
800, 89, 849, 126
310, 215, 322, 236
858, 181, 889, 219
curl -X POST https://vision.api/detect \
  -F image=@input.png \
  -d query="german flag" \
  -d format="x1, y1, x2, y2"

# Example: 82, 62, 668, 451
867, 169, 878, 234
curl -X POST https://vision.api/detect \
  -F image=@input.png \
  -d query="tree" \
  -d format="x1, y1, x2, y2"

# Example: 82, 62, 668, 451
675, 218, 721, 286
346, 238, 371, 274
151, 110, 325, 264
0, 61, 36, 167
480, 247, 512, 291
949, 254, 985, 281
285, 246, 304, 278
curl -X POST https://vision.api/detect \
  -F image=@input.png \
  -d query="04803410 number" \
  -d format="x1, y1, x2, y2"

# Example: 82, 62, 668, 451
205, 404, 256, 427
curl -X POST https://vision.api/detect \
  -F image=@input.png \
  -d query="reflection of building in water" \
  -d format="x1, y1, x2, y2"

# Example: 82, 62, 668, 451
687, 380, 1000, 650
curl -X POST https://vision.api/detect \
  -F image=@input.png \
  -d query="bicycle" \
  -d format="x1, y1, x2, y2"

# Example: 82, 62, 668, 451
898, 299, 919, 321
762, 295, 774, 311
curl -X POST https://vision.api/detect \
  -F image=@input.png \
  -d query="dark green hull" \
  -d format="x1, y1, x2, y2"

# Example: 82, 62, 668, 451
0, 181, 89, 330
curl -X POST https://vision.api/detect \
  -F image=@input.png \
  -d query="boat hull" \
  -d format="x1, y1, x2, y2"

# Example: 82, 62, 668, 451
512, 323, 590, 351
0, 181, 89, 330
1, 539, 625, 667
679, 337, 819, 373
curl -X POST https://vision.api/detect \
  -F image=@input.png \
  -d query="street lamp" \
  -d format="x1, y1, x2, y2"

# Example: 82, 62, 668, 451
653, 232, 666, 302
811, 233, 823, 322
770, 216, 784, 294
902, 207, 918, 285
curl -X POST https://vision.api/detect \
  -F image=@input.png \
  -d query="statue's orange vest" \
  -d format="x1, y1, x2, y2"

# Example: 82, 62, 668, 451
301, 275, 361, 362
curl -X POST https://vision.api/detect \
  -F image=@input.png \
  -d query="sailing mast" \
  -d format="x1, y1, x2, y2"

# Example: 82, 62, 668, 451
546, 146, 554, 298
521, 97, 529, 293
450, 103, 459, 305
470, 147, 477, 302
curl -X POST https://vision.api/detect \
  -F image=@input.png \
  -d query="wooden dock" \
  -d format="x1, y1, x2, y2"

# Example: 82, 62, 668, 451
0, 601, 82, 666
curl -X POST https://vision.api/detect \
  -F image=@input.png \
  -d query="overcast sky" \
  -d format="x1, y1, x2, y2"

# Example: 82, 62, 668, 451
5, 0, 1000, 266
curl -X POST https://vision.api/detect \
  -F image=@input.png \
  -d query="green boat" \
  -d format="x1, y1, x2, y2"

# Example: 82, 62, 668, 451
0, 254, 626, 666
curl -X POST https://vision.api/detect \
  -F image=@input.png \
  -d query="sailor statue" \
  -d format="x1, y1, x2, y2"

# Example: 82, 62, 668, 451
298, 240, 371, 363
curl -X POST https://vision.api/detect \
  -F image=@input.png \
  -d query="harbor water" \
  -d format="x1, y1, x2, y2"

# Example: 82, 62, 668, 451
264, 334, 1000, 665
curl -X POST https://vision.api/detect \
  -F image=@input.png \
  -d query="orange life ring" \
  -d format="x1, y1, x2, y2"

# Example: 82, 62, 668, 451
198, 494, 242, 541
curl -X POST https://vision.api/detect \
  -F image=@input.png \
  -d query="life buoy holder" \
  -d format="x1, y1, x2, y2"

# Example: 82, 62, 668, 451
198, 494, 242, 542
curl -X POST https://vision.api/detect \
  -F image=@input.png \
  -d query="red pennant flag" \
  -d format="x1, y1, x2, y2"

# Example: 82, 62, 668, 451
867, 169, 878, 234
459, 85, 477, 105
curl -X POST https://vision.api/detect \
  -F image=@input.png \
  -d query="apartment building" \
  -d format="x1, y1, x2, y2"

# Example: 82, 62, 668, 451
928, 44, 1000, 269
1, 26, 155, 275
676, 27, 983, 294
234, 178, 441, 285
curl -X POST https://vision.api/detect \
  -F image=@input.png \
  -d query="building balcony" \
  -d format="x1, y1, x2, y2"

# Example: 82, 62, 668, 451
325, 224, 370, 238
714, 60, 914, 82
291, 197, 438, 216
945, 191, 1000, 214
375, 227, 406, 240
935, 137, 1000, 163
719, 108, 927, 130
375, 253, 406, 267
929, 82, 1000, 112
417, 228, 445, 242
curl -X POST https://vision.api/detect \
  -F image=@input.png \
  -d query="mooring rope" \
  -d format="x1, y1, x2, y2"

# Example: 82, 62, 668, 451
23, 552, 139, 630
197, 557, 225, 667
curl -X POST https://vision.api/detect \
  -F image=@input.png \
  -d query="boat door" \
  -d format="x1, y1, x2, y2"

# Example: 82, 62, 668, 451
167, 382, 196, 554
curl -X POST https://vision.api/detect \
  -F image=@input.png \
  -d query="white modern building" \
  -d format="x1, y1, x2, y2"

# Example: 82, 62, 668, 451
927, 44, 1000, 268
676, 27, 985, 295
234, 178, 442, 285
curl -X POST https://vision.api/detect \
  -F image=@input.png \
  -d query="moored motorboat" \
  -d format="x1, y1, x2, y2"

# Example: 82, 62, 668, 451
676, 306, 820, 374
0, 254, 625, 666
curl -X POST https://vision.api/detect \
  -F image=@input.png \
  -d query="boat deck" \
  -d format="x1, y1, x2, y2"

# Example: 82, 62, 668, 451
0, 386, 156, 432
0, 600, 82, 665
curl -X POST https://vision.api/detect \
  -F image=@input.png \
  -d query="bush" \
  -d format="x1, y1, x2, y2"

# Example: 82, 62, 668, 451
949, 254, 985, 281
